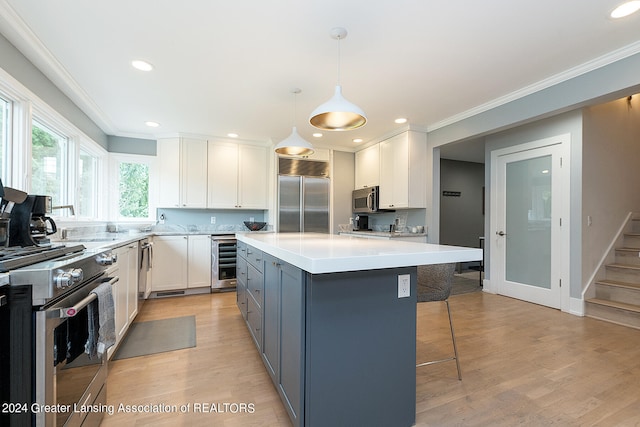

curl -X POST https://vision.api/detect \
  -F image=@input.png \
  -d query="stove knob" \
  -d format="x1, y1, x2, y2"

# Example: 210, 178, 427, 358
54, 272, 72, 289
70, 268, 84, 285
53, 268, 84, 289
96, 252, 117, 265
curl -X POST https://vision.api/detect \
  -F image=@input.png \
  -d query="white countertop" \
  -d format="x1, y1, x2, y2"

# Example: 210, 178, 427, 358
339, 230, 427, 238
236, 233, 483, 274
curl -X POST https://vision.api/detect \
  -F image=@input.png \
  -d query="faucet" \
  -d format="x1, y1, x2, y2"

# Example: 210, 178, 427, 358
52, 205, 75, 216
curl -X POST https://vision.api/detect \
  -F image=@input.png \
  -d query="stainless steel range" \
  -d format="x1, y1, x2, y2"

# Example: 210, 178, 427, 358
2, 244, 118, 427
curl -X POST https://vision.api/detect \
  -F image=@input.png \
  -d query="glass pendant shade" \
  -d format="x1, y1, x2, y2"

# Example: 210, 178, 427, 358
309, 85, 367, 131
274, 126, 315, 156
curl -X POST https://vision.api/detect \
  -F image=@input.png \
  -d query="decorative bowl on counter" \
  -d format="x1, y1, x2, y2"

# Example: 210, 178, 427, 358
243, 221, 267, 231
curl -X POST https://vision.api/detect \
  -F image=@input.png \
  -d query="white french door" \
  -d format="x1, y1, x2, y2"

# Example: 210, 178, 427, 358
490, 134, 570, 311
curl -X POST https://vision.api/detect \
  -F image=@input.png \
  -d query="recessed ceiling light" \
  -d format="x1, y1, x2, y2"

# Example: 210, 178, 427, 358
352, 138, 363, 143
541, 169, 549, 174
132, 60, 154, 71
611, 1, 640, 18
145, 121, 160, 127
312, 133, 323, 138
227, 133, 239, 138
395, 118, 408, 124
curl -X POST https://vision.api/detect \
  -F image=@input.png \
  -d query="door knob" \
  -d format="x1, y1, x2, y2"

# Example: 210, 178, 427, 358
496, 231, 507, 236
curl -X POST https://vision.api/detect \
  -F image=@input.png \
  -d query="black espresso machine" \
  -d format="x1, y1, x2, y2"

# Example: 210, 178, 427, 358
8, 195, 57, 246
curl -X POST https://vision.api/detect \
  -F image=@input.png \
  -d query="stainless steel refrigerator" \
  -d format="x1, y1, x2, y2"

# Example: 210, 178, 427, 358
278, 158, 330, 233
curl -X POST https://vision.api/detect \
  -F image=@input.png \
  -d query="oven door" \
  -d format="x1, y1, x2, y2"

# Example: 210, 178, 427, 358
35, 274, 117, 427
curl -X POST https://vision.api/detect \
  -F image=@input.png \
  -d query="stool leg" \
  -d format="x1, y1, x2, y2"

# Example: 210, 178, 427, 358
445, 299, 462, 380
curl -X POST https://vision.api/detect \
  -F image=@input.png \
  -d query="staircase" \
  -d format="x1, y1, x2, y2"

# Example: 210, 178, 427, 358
585, 220, 640, 329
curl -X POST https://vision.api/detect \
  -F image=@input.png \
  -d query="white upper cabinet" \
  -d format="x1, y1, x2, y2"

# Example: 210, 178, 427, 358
208, 141, 268, 209
157, 137, 208, 208
354, 144, 380, 189
378, 131, 427, 209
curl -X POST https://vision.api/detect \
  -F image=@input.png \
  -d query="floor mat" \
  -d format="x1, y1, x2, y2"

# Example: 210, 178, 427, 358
112, 315, 196, 360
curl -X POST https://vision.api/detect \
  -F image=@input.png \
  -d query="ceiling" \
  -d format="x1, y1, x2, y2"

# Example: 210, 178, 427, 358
1, 0, 639, 154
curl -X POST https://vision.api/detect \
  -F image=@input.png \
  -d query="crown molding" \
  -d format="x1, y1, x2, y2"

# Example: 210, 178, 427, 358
427, 39, 640, 132
0, 0, 117, 134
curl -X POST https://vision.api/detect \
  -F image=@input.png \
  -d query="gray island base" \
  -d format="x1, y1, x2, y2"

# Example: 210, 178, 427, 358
305, 267, 417, 426
235, 233, 482, 426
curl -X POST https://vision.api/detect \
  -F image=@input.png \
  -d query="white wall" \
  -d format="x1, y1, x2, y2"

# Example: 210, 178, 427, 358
331, 150, 354, 234
582, 95, 640, 286
484, 110, 583, 298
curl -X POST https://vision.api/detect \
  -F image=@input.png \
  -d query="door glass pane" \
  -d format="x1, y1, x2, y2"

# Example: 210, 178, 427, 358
505, 155, 551, 288
32, 121, 67, 206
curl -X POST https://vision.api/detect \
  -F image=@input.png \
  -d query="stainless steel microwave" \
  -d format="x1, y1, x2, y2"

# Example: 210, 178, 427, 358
352, 186, 380, 213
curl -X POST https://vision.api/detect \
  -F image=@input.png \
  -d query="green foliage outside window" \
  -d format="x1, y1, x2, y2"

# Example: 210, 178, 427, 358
32, 123, 65, 205
119, 162, 149, 218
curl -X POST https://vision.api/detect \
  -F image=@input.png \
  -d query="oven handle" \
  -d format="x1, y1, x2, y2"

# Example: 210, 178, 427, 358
58, 276, 119, 318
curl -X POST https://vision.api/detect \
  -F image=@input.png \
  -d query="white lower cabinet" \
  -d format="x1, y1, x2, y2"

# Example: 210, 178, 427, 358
151, 234, 211, 293
188, 235, 212, 288
151, 235, 188, 291
109, 241, 140, 359
112, 262, 126, 348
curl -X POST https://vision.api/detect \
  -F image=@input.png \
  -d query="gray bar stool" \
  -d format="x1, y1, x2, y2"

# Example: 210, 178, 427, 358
416, 263, 462, 380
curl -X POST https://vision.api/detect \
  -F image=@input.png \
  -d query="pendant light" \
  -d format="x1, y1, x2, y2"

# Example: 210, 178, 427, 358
275, 88, 315, 156
309, 27, 367, 131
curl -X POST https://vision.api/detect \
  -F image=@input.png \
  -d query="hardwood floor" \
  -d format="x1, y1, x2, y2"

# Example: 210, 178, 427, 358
101, 290, 640, 426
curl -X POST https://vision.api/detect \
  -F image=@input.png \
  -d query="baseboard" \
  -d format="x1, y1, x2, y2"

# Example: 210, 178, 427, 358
568, 297, 584, 316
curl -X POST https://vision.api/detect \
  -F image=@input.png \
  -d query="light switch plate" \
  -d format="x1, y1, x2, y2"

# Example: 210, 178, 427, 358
398, 274, 410, 298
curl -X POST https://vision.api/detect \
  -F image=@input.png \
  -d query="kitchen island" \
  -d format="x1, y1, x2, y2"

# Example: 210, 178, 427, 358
235, 233, 482, 427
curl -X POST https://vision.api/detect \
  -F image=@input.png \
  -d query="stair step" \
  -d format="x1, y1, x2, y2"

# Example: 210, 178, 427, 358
615, 247, 640, 253
595, 279, 640, 290
623, 233, 640, 247
586, 298, 640, 313
606, 263, 640, 270
615, 248, 640, 265
604, 264, 640, 283
585, 298, 640, 330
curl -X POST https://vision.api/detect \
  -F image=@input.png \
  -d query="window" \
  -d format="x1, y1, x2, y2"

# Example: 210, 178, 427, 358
119, 162, 149, 218
31, 120, 67, 206
1, 67, 107, 220
0, 96, 9, 183
111, 154, 155, 221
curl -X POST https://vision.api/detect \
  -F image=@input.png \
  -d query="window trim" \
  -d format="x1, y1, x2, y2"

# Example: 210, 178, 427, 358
0, 65, 108, 220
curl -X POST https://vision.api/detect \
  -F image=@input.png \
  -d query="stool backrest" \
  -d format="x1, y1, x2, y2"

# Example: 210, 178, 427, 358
417, 263, 456, 302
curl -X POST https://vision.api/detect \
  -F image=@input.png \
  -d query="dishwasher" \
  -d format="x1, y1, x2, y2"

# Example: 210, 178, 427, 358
138, 237, 153, 307
211, 235, 237, 291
